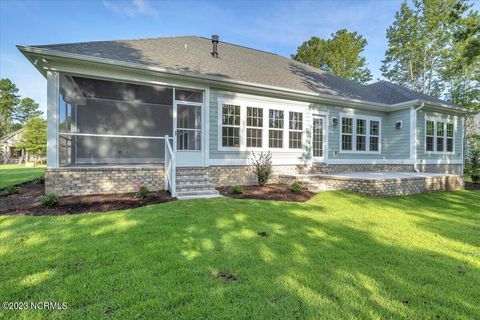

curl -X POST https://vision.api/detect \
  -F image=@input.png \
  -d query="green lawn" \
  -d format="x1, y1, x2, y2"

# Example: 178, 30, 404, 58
1, 190, 479, 319
0, 164, 46, 189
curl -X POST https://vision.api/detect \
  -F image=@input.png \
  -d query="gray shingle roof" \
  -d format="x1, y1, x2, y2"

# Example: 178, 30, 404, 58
32, 36, 458, 108
367, 81, 457, 107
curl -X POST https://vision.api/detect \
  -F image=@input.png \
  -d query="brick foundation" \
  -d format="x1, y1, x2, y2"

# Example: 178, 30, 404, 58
315, 164, 414, 174
205, 165, 311, 186
45, 163, 463, 197
416, 164, 463, 174
46, 167, 165, 196
312, 174, 464, 196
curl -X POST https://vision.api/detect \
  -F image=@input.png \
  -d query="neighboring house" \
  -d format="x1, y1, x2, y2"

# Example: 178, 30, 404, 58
0, 128, 45, 165
1, 129, 26, 164
18, 36, 467, 198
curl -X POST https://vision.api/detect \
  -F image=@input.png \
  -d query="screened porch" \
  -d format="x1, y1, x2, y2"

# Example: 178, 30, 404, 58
57, 75, 203, 167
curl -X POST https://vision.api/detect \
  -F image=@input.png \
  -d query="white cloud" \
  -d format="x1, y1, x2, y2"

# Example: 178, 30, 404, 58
103, 0, 158, 17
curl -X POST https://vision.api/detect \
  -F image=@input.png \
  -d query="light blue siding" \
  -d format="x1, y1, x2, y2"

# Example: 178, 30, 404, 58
383, 109, 411, 159
416, 109, 463, 161
209, 88, 413, 163
209, 88, 309, 163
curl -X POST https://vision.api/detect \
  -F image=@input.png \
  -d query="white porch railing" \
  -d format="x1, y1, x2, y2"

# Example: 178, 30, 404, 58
164, 135, 176, 197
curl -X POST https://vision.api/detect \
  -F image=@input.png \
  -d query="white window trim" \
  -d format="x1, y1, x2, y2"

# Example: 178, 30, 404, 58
288, 111, 304, 149
268, 109, 285, 149
424, 116, 455, 155
355, 118, 367, 151
312, 115, 326, 161
217, 98, 307, 152
219, 103, 241, 150
245, 106, 264, 149
339, 113, 382, 154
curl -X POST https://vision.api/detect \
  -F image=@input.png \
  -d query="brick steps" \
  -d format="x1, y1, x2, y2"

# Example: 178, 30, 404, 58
176, 168, 221, 200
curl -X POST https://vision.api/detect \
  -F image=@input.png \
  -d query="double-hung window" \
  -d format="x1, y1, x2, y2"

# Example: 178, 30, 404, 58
246, 107, 263, 148
369, 121, 380, 151
341, 117, 353, 151
289, 112, 303, 149
219, 100, 305, 151
436, 122, 445, 152
341, 115, 381, 153
221, 104, 241, 148
446, 123, 454, 152
426, 118, 454, 153
356, 119, 367, 151
269, 109, 284, 148
426, 120, 435, 152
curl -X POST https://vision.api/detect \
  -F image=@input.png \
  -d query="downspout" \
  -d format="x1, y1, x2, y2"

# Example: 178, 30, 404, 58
412, 103, 425, 172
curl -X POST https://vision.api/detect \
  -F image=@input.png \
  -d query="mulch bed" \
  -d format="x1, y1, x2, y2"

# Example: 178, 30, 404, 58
216, 183, 315, 202
0, 181, 174, 216
465, 182, 480, 191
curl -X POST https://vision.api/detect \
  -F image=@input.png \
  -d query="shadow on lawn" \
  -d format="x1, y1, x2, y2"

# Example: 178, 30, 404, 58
0, 191, 479, 319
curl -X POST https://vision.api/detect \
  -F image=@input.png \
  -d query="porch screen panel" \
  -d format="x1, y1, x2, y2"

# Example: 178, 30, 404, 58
59, 76, 173, 166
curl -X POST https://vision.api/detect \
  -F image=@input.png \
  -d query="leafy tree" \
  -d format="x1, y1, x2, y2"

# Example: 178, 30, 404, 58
292, 29, 372, 83
443, 4, 480, 110
381, 0, 478, 99
16, 117, 47, 165
15, 97, 42, 124
0, 78, 20, 136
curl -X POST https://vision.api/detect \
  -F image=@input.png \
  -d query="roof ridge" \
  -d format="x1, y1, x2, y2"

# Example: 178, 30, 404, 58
370, 80, 414, 99
31, 35, 199, 49
197, 36, 285, 58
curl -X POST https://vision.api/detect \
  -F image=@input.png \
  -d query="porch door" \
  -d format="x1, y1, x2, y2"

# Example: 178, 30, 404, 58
312, 115, 325, 162
175, 102, 203, 167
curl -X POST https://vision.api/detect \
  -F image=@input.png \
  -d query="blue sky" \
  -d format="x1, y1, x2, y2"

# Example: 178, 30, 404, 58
0, 0, 462, 115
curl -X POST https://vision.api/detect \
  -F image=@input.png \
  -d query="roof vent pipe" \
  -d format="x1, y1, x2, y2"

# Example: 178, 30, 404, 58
211, 35, 219, 58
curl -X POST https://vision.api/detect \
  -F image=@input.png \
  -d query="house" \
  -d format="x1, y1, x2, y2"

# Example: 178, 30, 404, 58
1, 128, 45, 165
18, 35, 466, 198
0, 129, 25, 164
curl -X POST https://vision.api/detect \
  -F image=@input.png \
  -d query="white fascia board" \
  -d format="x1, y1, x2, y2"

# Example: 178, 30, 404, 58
388, 99, 466, 114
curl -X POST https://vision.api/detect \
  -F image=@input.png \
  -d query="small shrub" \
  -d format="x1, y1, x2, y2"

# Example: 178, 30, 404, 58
1, 186, 19, 197
34, 175, 45, 184
231, 185, 244, 194
134, 184, 150, 199
472, 175, 480, 183
41, 193, 59, 206
291, 181, 302, 193
250, 151, 272, 186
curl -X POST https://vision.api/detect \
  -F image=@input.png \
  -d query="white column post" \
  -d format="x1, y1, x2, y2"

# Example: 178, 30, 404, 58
46, 71, 59, 168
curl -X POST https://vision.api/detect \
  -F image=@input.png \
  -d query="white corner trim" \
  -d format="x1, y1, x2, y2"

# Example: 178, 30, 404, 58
47, 71, 59, 168
204, 87, 210, 167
